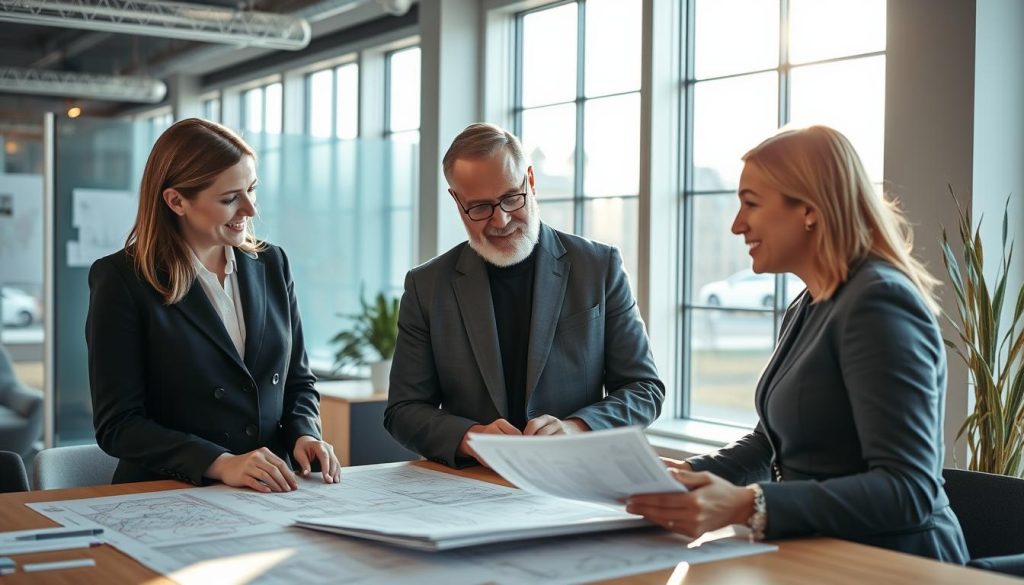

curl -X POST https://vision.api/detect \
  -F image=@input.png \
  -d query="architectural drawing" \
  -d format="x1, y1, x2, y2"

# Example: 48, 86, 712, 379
28, 464, 777, 585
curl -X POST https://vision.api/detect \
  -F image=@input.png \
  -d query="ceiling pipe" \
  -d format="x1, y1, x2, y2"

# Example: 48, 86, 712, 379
0, 0, 311, 50
0, 67, 167, 102
141, 0, 378, 78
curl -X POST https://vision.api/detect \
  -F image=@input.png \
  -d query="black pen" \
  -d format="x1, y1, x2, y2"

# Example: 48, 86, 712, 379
14, 528, 104, 541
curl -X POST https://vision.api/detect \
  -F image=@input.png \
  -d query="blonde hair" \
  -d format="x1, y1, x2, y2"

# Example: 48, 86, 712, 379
742, 125, 941, 314
126, 118, 264, 305
442, 123, 529, 184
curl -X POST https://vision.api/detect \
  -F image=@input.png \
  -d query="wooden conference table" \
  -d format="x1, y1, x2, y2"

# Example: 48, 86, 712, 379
0, 461, 1019, 585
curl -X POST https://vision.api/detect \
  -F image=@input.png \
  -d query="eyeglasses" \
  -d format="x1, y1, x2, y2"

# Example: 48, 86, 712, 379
450, 179, 529, 221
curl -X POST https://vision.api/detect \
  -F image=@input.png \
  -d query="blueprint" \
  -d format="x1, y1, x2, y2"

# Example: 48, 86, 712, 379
27, 463, 776, 585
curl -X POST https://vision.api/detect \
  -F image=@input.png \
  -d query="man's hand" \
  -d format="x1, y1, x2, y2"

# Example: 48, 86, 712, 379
458, 419, 521, 466
523, 415, 590, 436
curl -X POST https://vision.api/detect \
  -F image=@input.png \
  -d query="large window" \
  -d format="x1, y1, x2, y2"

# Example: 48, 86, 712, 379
514, 0, 642, 289
681, 0, 886, 426
306, 61, 360, 139
241, 81, 283, 134
201, 94, 221, 123
386, 46, 421, 142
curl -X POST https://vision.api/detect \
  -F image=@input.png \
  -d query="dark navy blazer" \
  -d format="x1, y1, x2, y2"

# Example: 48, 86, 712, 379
86, 245, 321, 486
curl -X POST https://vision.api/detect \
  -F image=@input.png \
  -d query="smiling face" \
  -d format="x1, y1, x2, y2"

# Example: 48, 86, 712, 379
164, 155, 258, 260
732, 161, 817, 277
447, 153, 540, 267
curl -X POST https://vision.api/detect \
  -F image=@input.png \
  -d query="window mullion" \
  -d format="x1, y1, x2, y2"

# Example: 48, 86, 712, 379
678, 0, 696, 421
573, 0, 587, 236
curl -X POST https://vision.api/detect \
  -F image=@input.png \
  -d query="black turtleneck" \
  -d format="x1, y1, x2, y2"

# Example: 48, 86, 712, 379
486, 247, 537, 430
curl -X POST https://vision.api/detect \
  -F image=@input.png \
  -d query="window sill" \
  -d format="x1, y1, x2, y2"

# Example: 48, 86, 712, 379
644, 418, 751, 460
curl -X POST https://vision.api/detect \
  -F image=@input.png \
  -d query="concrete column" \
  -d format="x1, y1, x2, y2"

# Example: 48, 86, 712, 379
417, 0, 483, 263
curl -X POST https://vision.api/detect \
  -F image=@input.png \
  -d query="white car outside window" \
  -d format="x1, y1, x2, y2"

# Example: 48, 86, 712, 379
698, 270, 805, 310
1, 287, 41, 327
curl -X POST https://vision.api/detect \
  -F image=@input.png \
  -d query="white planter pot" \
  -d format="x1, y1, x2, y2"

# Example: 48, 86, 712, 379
369, 359, 393, 395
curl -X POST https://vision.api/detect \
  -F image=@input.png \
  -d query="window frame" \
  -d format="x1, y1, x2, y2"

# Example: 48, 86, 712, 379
676, 0, 887, 428
512, 0, 643, 236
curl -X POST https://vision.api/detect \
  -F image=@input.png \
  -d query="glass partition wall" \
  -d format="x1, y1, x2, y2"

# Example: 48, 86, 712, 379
49, 118, 416, 445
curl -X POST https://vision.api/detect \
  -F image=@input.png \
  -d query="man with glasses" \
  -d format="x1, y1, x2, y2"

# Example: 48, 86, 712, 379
384, 123, 664, 467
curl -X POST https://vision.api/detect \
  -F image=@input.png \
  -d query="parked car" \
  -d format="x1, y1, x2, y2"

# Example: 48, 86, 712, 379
1, 287, 41, 327
698, 270, 805, 310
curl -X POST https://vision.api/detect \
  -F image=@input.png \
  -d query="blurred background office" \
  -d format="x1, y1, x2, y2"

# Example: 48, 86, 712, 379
0, 0, 1021, 485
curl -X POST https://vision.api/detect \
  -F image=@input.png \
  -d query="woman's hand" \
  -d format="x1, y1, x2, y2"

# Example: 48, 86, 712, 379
206, 448, 299, 493
626, 469, 754, 538
293, 435, 341, 484
660, 457, 693, 471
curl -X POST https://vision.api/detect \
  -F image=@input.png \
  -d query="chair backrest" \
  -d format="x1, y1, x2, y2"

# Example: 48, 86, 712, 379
32, 444, 119, 490
0, 450, 30, 492
943, 468, 1024, 559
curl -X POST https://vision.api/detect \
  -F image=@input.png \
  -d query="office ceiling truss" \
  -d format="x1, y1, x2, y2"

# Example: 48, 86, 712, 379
0, 0, 311, 50
0, 66, 167, 102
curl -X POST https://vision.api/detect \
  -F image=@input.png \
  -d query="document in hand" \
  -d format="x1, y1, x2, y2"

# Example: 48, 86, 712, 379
468, 426, 687, 505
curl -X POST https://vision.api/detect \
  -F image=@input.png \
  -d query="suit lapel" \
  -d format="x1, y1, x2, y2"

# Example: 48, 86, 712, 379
524, 225, 569, 404
757, 292, 812, 414
235, 249, 267, 372
174, 279, 248, 373
453, 245, 508, 418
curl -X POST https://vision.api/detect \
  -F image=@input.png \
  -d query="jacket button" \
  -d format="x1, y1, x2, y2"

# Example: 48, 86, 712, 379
213, 387, 225, 399
222, 432, 231, 440
272, 373, 280, 384
245, 424, 257, 437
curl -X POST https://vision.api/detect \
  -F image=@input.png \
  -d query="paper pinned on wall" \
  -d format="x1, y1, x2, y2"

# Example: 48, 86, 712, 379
67, 189, 137, 267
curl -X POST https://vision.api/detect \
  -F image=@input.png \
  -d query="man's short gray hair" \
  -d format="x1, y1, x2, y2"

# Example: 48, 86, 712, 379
442, 123, 530, 184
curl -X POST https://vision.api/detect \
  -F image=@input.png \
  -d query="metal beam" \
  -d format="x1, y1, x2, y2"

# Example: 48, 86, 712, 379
0, 0, 311, 50
0, 67, 167, 102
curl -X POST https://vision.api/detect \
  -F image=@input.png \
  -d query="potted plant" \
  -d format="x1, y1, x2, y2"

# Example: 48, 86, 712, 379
940, 190, 1024, 477
330, 288, 400, 394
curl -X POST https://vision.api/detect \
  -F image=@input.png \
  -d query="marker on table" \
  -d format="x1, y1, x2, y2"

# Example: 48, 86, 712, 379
23, 558, 96, 573
15, 528, 104, 541
0, 557, 14, 576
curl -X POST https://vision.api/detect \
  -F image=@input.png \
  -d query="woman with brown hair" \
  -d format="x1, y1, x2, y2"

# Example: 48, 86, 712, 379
626, 125, 968, 562
86, 118, 340, 491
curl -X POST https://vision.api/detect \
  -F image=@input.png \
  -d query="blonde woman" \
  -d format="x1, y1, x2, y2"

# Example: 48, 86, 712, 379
627, 126, 968, 562
86, 119, 340, 492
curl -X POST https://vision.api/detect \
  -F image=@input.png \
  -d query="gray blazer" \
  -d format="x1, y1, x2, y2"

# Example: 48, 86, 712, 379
688, 259, 968, 562
384, 224, 665, 467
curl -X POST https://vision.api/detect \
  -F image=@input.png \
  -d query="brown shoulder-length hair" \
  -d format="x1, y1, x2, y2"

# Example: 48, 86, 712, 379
126, 118, 264, 305
742, 125, 941, 314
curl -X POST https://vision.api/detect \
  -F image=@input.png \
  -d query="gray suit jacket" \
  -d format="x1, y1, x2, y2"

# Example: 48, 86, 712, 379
384, 224, 665, 467
688, 259, 968, 562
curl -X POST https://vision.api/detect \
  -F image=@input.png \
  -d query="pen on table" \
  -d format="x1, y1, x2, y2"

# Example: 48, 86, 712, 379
23, 558, 97, 573
0, 540, 103, 556
15, 528, 104, 541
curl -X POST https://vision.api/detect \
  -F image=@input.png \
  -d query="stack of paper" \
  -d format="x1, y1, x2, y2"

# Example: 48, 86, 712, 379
296, 426, 685, 550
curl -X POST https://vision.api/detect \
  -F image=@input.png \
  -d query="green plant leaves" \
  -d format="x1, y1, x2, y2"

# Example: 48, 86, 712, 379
943, 188, 1024, 477
330, 286, 401, 372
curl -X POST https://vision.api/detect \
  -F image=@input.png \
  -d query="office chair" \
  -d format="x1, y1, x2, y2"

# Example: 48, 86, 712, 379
0, 450, 30, 492
32, 443, 118, 490
943, 468, 1024, 576
0, 344, 43, 458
